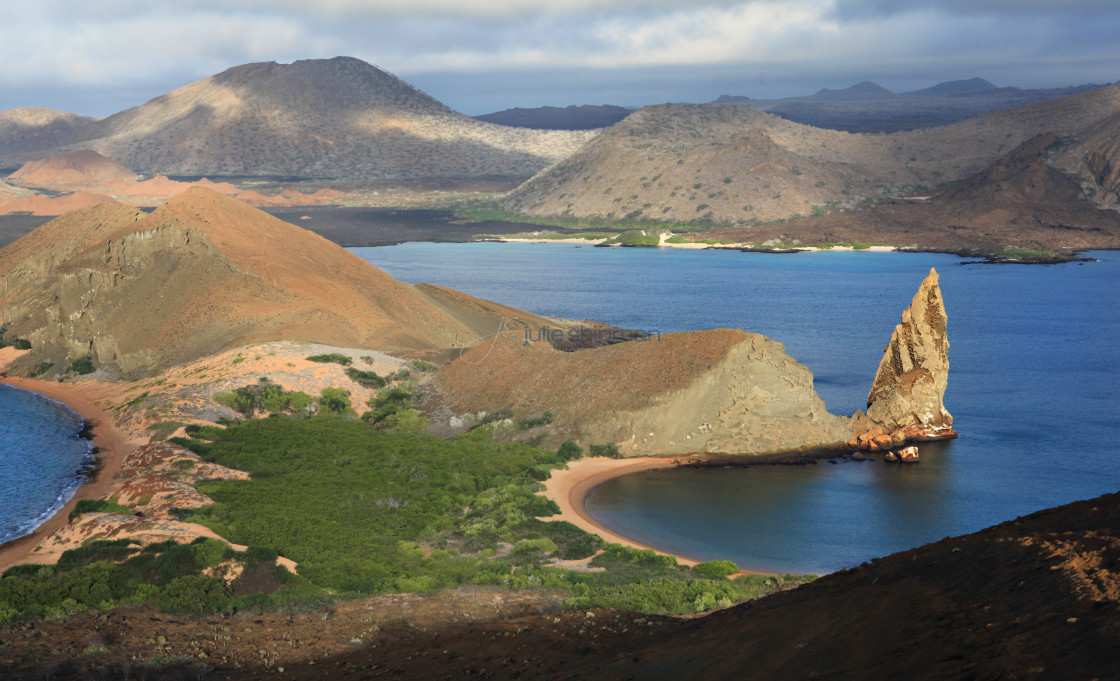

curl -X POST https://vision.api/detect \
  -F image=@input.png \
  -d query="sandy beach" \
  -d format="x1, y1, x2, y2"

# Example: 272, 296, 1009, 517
0, 374, 141, 571
541, 456, 700, 563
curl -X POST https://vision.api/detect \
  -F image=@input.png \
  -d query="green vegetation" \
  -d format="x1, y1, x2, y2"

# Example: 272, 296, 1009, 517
1, 413, 811, 622
147, 421, 187, 441
588, 443, 623, 459
805, 240, 880, 250
29, 361, 53, 378
518, 411, 554, 430
182, 417, 809, 612
458, 201, 714, 236
0, 538, 323, 623
346, 367, 386, 389
213, 382, 314, 417
66, 356, 96, 375
999, 247, 1053, 259
664, 234, 690, 244
13, 338, 32, 350
306, 353, 353, 366
693, 560, 741, 579
557, 441, 583, 461
602, 230, 661, 247
69, 498, 132, 520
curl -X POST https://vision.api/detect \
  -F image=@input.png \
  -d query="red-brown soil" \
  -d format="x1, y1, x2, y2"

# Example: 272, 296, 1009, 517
2, 491, 1115, 680
0, 191, 119, 216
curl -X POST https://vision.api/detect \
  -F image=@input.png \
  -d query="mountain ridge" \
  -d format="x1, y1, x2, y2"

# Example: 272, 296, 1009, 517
0, 57, 594, 179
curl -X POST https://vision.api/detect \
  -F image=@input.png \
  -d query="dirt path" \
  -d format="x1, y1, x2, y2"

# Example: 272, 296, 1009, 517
0, 376, 141, 570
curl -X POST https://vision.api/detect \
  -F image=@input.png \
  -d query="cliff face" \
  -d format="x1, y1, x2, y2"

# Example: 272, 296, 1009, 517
852, 267, 955, 449
427, 329, 852, 457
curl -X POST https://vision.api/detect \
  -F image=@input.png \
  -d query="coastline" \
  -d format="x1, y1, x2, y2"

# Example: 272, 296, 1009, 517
492, 235, 897, 253
0, 375, 138, 570
542, 456, 776, 575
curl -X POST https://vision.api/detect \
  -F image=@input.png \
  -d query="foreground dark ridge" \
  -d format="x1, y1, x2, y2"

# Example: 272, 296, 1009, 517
2, 490, 1115, 680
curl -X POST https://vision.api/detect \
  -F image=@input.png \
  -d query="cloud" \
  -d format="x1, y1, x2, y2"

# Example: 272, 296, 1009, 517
0, 0, 1115, 115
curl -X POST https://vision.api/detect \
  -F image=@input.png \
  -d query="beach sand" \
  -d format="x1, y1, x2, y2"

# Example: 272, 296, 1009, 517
542, 456, 780, 576
542, 456, 699, 564
0, 375, 142, 571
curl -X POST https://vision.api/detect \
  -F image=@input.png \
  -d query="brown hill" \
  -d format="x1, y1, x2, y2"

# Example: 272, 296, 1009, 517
8, 57, 593, 179
505, 83, 1120, 226
427, 328, 852, 457
0, 187, 562, 376
6, 149, 136, 186
0, 108, 96, 161
699, 132, 1120, 255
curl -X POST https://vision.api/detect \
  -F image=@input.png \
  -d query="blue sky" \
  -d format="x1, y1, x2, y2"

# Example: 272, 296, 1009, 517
1, 0, 1117, 116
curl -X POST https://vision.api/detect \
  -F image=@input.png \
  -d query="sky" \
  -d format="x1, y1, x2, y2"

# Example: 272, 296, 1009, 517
1, 0, 1117, 116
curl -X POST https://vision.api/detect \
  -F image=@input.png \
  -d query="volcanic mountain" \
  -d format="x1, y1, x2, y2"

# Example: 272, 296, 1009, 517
6, 149, 136, 187
505, 83, 1120, 229
0, 187, 563, 376
1, 57, 593, 179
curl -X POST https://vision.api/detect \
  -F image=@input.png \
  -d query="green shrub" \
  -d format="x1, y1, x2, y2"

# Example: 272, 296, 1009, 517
383, 408, 429, 434
346, 367, 386, 389
557, 441, 583, 461
67, 356, 96, 375
588, 443, 623, 459
29, 361, 52, 378
518, 411, 554, 430
13, 338, 31, 350
317, 387, 354, 416
153, 574, 231, 614
306, 353, 352, 366
693, 560, 740, 579
69, 499, 132, 520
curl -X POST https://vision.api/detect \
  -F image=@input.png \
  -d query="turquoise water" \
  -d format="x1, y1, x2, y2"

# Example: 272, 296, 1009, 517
0, 385, 94, 545
357, 244, 1120, 573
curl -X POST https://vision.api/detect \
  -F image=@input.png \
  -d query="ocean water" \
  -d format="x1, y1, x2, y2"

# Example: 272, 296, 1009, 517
0, 385, 94, 545
356, 243, 1120, 574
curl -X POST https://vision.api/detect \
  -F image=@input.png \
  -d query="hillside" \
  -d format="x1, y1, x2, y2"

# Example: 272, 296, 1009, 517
0, 108, 96, 164
0, 57, 594, 179
504, 84, 1120, 228
6, 149, 136, 186
426, 329, 851, 456
0, 187, 564, 376
699, 132, 1120, 256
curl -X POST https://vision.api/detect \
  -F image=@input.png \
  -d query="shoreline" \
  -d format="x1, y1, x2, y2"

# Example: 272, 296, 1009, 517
542, 456, 777, 576
0, 376, 138, 571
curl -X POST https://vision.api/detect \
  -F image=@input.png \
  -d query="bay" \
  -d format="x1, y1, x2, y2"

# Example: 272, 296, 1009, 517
357, 244, 1120, 573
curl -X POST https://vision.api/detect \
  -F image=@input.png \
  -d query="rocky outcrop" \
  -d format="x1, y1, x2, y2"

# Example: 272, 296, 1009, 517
427, 329, 852, 457
850, 268, 956, 449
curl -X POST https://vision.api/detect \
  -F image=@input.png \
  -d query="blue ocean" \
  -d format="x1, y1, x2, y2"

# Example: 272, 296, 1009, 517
0, 385, 94, 545
356, 243, 1120, 574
